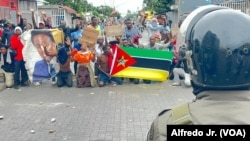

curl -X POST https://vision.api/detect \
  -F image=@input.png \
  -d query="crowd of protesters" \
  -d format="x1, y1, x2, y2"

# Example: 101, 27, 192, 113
0, 9, 190, 90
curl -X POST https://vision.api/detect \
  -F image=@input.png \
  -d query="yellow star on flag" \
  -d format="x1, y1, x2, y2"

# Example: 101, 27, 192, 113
117, 56, 128, 67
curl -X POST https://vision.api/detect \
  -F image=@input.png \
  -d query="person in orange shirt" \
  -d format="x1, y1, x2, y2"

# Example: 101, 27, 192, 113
72, 42, 96, 88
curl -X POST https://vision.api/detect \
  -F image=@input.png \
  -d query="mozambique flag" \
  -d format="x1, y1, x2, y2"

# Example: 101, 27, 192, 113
113, 47, 174, 82
110, 46, 136, 75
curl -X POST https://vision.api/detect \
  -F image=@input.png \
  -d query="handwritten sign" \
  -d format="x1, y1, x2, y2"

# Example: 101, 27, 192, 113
78, 26, 99, 48
104, 24, 124, 37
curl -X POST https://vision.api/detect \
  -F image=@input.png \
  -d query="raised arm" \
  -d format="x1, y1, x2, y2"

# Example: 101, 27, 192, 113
17, 11, 24, 29
103, 31, 108, 45
31, 8, 38, 29
162, 15, 167, 27
141, 14, 147, 28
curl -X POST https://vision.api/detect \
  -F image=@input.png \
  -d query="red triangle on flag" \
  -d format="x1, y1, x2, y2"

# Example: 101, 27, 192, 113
110, 46, 136, 75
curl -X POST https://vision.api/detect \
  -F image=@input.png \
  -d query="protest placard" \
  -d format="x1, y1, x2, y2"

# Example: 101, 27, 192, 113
78, 27, 99, 47
104, 24, 123, 37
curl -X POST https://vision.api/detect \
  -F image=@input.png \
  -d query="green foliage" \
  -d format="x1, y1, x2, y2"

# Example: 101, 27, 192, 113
45, 0, 117, 18
92, 10, 99, 17
125, 10, 138, 21
143, 0, 174, 14
96, 5, 114, 17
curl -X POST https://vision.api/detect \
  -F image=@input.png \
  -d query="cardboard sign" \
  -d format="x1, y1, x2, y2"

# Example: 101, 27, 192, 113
171, 27, 179, 36
104, 24, 123, 37
51, 28, 64, 44
78, 26, 99, 47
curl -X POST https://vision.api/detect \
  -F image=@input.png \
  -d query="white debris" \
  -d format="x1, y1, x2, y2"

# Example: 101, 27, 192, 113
51, 118, 56, 122
0, 115, 4, 120
30, 130, 35, 134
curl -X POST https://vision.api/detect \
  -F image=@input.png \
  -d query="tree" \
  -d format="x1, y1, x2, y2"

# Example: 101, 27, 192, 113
96, 5, 114, 17
45, 0, 121, 19
125, 10, 138, 21
143, 0, 174, 14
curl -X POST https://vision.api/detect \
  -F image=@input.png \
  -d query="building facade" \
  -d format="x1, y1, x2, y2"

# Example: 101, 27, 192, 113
0, 0, 18, 24
169, 0, 250, 28
38, 5, 79, 28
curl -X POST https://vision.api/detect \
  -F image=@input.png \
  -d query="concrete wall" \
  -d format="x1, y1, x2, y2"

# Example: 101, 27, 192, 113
178, 0, 209, 21
18, 0, 38, 25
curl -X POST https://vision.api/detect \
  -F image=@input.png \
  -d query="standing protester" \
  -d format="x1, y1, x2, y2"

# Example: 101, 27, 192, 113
17, 11, 28, 31
29, 8, 48, 86
0, 43, 15, 88
88, 16, 101, 35
122, 19, 141, 44
141, 12, 166, 40
58, 20, 71, 38
120, 19, 141, 84
146, 5, 250, 141
1, 23, 14, 46
158, 15, 171, 43
30, 8, 45, 29
10, 26, 29, 89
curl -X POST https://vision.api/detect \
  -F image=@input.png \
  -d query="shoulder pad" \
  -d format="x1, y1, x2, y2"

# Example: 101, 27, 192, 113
158, 109, 171, 116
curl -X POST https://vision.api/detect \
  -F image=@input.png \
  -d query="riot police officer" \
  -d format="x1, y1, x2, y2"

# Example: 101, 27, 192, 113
146, 5, 250, 141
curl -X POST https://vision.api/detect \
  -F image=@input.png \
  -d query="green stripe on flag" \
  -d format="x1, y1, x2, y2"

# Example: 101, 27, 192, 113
120, 47, 173, 60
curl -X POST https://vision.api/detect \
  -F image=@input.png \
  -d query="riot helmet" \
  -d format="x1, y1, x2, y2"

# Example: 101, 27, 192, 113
185, 6, 250, 93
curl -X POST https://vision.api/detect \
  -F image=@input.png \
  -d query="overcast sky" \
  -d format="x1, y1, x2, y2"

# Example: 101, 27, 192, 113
87, 0, 143, 15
